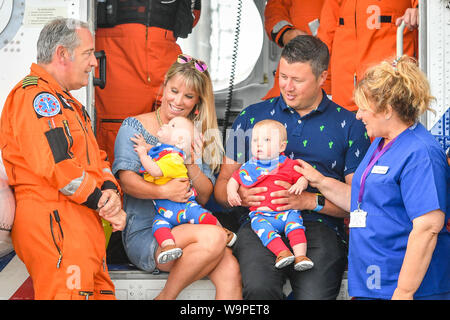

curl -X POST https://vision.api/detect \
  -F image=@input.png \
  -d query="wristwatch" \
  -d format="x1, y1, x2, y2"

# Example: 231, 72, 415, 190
313, 193, 325, 212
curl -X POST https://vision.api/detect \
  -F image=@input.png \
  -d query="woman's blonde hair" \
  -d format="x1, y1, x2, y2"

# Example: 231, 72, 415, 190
354, 55, 435, 123
164, 59, 224, 173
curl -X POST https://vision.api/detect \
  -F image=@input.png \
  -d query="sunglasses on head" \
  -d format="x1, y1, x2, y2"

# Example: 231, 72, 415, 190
177, 54, 208, 73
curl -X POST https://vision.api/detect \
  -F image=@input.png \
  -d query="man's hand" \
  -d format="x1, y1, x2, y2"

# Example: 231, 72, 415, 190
270, 180, 315, 211
396, 8, 418, 30
237, 185, 267, 208
104, 209, 127, 232
282, 28, 307, 46
98, 189, 121, 219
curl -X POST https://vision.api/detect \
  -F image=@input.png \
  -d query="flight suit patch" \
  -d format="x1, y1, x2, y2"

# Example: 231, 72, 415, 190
45, 127, 71, 164
33, 92, 62, 118
22, 75, 39, 88
56, 93, 74, 111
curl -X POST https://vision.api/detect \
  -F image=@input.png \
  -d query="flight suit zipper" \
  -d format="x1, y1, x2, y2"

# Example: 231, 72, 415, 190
49, 210, 63, 268
76, 116, 91, 165
62, 120, 74, 158
79, 291, 94, 300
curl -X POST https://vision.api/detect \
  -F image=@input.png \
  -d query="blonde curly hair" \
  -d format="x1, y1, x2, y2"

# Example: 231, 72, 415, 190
354, 55, 435, 124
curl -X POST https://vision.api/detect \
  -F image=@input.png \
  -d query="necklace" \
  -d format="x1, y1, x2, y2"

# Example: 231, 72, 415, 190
156, 108, 164, 127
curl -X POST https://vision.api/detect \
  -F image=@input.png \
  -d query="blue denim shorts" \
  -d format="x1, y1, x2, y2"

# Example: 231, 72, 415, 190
121, 195, 159, 272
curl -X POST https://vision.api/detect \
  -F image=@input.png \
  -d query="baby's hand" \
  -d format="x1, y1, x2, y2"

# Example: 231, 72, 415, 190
288, 177, 308, 195
131, 133, 152, 152
133, 144, 148, 157
228, 192, 242, 207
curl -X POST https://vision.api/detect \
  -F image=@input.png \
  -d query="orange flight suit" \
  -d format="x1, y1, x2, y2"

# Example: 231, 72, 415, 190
317, 0, 418, 111
263, 0, 329, 100
95, 3, 201, 164
0, 63, 119, 300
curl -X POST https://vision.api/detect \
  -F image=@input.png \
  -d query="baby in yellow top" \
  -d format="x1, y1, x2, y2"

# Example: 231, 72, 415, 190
132, 116, 236, 264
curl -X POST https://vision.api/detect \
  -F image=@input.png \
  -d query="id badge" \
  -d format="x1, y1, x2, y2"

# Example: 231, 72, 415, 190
349, 209, 367, 228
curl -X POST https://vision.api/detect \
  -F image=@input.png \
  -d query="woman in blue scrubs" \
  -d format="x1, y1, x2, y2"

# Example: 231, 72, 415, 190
295, 56, 449, 300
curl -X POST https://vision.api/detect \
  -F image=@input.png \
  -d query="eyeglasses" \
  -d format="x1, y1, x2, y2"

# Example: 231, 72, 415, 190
177, 54, 208, 73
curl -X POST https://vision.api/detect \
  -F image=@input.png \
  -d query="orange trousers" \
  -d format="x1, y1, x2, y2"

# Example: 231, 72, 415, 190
11, 198, 115, 300
95, 24, 182, 163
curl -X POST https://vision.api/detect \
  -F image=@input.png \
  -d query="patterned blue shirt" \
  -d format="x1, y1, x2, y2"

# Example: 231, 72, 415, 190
225, 92, 371, 238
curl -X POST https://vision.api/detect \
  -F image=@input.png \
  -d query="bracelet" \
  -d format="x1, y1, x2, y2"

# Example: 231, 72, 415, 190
312, 193, 325, 212
187, 164, 202, 183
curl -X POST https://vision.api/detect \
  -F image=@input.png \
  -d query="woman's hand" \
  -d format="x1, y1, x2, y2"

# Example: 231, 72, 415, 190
186, 129, 204, 165
161, 178, 192, 203
294, 159, 325, 189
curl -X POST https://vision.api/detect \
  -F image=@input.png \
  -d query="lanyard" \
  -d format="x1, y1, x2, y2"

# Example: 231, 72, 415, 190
357, 137, 397, 207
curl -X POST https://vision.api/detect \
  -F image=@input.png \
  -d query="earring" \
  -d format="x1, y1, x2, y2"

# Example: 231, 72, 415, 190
194, 105, 199, 115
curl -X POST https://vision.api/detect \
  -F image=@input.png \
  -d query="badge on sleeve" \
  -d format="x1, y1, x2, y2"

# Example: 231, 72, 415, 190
33, 92, 61, 118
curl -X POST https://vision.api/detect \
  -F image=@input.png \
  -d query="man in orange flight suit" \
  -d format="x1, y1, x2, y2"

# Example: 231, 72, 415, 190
95, 0, 201, 163
317, 0, 418, 111
0, 18, 126, 300
263, 0, 329, 100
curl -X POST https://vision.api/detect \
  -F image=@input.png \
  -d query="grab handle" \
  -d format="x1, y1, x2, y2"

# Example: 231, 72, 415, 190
396, 21, 406, 58
94, 50, 106, 89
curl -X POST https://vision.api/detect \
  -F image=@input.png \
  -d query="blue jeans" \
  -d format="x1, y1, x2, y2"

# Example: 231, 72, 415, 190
233, 220, 347, 300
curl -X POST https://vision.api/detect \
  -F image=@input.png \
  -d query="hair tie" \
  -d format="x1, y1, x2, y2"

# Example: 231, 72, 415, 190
392, 57, 401, 71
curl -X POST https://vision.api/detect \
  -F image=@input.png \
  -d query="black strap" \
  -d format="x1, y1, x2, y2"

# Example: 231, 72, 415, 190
379, 15, 392, 23
339, 15, 392, 26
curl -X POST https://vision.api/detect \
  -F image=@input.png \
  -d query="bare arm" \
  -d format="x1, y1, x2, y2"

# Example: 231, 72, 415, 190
118, 170, 191, 203
131, 133, 162, 177
185, 131, 213, 206
392, 210, 445, 300
138, 153, 163, 177
271, 159, 351, 218
295, 159, 352, 212
214, 158, 242, 208
186, 163, 213, 206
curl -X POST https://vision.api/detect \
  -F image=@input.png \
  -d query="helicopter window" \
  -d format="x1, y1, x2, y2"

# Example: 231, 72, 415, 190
177, 0, 264, 92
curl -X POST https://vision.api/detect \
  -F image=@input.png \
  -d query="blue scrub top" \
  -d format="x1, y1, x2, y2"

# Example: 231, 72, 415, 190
349, 123, 450, 299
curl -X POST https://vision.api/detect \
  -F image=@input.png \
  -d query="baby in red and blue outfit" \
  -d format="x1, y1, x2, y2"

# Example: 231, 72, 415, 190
227, 119, 314, 271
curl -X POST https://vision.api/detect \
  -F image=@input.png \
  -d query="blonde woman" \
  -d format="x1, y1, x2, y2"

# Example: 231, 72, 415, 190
296, 56, 450, 300
112, 55, 242, 300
